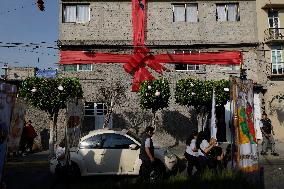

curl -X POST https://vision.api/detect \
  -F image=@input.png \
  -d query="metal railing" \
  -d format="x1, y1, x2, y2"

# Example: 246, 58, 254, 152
271, 62, 284, 75
264, 28, 284, 42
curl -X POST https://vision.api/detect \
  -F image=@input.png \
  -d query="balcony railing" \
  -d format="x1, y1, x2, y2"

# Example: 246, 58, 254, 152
264, 28, 284, 43
271, 62, 284, 76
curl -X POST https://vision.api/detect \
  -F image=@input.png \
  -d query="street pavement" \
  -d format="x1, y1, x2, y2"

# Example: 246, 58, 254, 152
3, 151, 55, 189
259, 140, 284, 189
2, 142, 284, 189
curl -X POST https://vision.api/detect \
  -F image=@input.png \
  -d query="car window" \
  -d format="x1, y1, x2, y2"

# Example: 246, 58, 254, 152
126, 131, 141, 143
79, 135, 102, 149
101, 133, 135, 149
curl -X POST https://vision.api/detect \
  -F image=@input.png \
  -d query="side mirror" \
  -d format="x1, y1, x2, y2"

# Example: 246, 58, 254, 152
129, 144, 139, 150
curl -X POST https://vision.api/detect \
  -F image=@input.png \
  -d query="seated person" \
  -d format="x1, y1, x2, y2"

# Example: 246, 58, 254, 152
207, 146, 224, 169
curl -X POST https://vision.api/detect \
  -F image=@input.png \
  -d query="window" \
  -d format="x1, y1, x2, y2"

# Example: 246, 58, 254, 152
84, 102, 108, 116
79, 135, 102, 149
268, 10, 280, 28
219, 65, 240, 71
63, 4, 90, 23
216, 4, 240, 22
84, 102, 95, 116
126, 131, 141, 143
267, 10, 282, 40
78, 64, 92, 71
63, 65, 77, 72
62, 64, 92, 72
271, 46, 283, 75
173, 4, 198, 22
174, 50, 200, 71
101, 133, 135, 149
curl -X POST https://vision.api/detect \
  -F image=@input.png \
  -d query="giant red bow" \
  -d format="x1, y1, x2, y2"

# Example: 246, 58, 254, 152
60, 0, 241, 91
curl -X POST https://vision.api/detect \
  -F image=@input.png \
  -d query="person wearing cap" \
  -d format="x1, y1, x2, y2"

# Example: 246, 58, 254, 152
260, 113, 279, 156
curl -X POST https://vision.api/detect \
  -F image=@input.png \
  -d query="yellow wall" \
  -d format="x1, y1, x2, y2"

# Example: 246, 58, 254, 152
257, 0, 284, 66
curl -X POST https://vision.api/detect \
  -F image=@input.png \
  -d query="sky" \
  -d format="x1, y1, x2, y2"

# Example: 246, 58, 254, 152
0, 0, 59, 75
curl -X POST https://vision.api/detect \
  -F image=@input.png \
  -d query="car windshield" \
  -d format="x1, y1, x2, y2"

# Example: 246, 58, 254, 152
126, 131, 141, 143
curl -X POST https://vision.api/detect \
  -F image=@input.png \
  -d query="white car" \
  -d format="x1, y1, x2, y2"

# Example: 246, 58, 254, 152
50, 129, 178, 177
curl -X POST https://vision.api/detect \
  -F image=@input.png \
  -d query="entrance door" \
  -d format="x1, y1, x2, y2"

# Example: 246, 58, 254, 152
95, 103, 112, 129
79, 134, 105, 174
83, 102, 113, 131
98, 133, 138, 174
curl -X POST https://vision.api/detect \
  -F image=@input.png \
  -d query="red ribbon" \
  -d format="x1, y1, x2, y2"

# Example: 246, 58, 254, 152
60, 0, 241, 91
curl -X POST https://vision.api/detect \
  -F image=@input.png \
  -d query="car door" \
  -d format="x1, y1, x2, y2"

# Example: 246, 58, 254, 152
78, 134, 106, 174
119, 135, 140, 174
98, 133, 139, 174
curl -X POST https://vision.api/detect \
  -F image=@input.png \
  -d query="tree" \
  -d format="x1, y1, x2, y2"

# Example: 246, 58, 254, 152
19, 77, 83, 155
97, 80, 126, 128
36, 0, 45, 11
175, 78, 229, 131
138, 78, 171, 128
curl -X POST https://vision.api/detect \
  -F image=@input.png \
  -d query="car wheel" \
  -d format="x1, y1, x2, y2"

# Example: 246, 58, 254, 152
68, 162, 81, 177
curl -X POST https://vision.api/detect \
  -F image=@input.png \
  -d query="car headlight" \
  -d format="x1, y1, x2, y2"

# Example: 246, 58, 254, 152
164, 149, 175, 159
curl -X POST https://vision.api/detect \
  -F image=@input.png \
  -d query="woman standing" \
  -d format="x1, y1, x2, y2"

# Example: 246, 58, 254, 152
184, 131, 199, 176
25, 120, 37, 153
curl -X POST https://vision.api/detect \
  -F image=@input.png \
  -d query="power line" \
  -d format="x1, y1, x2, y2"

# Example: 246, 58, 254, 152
0, 1, 37, 16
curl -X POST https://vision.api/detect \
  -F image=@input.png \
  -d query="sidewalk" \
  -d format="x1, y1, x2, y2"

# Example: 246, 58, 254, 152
6, 150, 49, 166
258, 140, 284, 189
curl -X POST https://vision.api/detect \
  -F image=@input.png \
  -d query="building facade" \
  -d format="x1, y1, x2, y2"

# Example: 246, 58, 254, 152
257, 0, 284, 141
58, 0, 259, 147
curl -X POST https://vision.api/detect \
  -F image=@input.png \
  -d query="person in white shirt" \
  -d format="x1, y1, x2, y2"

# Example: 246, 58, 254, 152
56, 147, 66, 166
196, 131, 217, 173
184, 131, 199, 176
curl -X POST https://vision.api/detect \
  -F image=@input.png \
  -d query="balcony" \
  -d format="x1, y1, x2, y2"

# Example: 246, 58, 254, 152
271, 62, 284, 76
264, 28, 284, 43
261, 0, 284, 9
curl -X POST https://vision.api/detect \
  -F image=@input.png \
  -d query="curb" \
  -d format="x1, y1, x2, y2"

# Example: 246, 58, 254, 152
5, 161, 49, 167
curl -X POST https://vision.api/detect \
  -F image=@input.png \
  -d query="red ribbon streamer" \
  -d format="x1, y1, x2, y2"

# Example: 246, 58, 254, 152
60, 0, 241, 91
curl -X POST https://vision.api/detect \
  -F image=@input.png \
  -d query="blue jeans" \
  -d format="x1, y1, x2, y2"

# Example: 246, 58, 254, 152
262, 134, 276, 153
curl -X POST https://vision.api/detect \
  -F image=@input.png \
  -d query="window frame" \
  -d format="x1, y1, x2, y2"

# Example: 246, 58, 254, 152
174, 50, 200, 71
172, 3, 198, 23
271, 46, 283, 64
84, 102, 108, 117
62, 4, 90, 23
268, 10, 280, 28
62, 64, 92, 72
219, 65, 240, 71
271, 46, 283, 75
77, 64, 92, 71
216, 3, 240, 22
